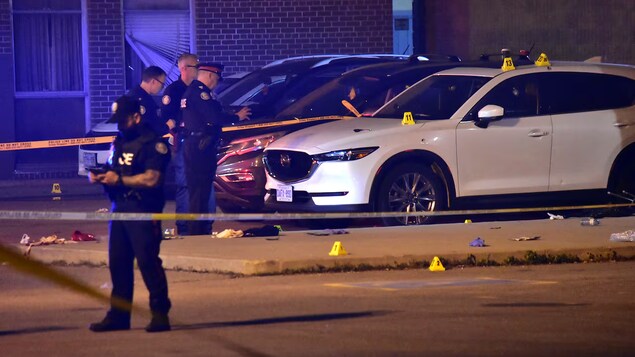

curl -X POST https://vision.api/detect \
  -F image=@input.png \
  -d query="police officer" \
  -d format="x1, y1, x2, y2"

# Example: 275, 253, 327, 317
160, 53, 199, 236
127, 66, 168, 136
88, 95, 172, 333
181, 63, 250, 235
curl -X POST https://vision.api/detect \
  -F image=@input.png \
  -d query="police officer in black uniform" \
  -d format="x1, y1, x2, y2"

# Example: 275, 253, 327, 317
88, 95, 172, 333
181, 63, 250, 235
127, 66, 169, 136
160, 53, 199, 236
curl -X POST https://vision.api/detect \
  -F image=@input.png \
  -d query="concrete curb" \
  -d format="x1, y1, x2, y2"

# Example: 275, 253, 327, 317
23, 244, 635, 275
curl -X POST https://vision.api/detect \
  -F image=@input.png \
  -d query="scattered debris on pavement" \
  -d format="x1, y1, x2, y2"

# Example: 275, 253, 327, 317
213, 229, 244, 239
100, 282, 112, 290
580, 218, 600, 226
96, 208, 109, 213
24, 235, 77, 256
19, 234, 31, 245
609, 230, 635, 242
469, 237, 486, 247
308, 229, 350, 236
548, 213, 565, 220
71, 230, 97, 242
244, 225, 281, 237
512, 236, 541, 241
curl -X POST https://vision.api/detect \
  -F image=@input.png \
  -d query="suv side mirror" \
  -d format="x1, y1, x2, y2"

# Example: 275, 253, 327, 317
475, 105, 504, 128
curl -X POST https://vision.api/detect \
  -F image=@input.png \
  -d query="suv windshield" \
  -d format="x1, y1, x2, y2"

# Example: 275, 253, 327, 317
375, 75, 491, 120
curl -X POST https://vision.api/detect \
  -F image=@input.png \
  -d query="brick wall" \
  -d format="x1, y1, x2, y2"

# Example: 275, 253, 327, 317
87, 0, 125, 125
0, 0, 10, 55
424, 0, 635, 65
194, 0, 394, 74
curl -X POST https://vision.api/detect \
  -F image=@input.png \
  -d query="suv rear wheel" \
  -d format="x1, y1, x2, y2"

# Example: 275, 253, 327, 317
376, 163, 447, 226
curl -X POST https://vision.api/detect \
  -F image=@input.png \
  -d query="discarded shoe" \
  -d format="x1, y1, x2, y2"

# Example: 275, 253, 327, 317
89, 316, 130, 332
146, 314, 171, 333
72, 230, 96, 242
20, 234, 31, 245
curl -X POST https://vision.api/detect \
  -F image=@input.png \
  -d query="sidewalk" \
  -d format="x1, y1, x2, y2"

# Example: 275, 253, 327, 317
17, 216, 635, 275
0, 178, 101, 200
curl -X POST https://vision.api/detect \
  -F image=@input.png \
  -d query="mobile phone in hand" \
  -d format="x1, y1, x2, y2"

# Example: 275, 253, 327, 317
88, 166, 107, 175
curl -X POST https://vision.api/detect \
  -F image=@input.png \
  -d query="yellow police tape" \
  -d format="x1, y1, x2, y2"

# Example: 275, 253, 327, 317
0, 115, 352, 152
0, 243, 276, 356
0, 243, 143, 316
0, 203, 632, 222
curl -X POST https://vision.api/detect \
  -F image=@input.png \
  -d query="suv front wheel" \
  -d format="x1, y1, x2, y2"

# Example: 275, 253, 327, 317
376, 163, 447, 226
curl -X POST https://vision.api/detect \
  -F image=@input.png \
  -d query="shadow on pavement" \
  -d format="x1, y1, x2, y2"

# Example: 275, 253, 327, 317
0, 325, 77, 337
174, 310, 391, 331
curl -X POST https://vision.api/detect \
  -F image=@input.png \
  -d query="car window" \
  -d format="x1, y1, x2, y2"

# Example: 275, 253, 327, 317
466, 74, 545, 120
276, 74, 400, 119
375, 75, 491, 120
542, 72, 635, 114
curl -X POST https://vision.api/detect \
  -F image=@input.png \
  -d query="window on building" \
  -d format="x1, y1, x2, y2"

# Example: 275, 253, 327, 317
12, 0, 84, 92
124, 0, 192, 89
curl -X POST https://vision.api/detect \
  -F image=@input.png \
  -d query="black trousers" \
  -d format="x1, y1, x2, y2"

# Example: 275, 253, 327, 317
108, 202, 171, 320
184, 136, 216, 235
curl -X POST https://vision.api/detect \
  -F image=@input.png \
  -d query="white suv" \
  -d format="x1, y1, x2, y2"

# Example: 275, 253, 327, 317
263, 62, 635, 225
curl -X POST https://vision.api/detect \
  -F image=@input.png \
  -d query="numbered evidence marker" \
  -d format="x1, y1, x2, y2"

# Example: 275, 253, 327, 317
402, 111, 415, 126
501, 57, 516, 72
329, 241, 348, 256
428, 256, 446, 272
535, 52, 551, 67
51, 183, 62, 200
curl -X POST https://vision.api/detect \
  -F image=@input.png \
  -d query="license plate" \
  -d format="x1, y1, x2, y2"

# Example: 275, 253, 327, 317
276, 185, 293, 202
83, 152, 97, 168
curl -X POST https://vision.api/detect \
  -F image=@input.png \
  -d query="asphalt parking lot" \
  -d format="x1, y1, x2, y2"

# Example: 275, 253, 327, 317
1, 262, 634, 356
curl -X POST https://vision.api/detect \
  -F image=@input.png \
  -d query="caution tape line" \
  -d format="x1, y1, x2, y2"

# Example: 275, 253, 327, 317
0, 116, 353, 152
0, 203, 632, 222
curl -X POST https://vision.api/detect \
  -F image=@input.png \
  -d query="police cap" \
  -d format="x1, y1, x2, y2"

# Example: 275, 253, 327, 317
107, 95, 141, 124
198, 63, 224, 78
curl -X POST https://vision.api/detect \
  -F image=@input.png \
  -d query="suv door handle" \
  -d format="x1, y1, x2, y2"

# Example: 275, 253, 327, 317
528, 130, 549, 137
614, 123, 631, 128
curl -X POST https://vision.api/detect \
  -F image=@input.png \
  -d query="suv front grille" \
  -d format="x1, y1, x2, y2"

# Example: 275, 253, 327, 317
263, 150, 315, 182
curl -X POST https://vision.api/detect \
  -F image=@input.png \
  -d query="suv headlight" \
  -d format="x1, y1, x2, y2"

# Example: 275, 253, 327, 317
312, 147, 378, 162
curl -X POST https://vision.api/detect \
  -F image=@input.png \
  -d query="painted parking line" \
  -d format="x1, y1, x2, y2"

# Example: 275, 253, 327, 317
324, 278, 557, 291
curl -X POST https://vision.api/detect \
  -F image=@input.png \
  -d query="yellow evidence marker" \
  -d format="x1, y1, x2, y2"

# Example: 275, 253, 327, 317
429, 256, 446, 272
535, 52, 551, 67
402, 111, 415, 126
501, 57, 515, 72
329, 241, 348, 256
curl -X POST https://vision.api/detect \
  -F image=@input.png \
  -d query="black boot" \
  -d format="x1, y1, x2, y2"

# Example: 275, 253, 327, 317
89, 314, 130, 332
146, 313, 171, 333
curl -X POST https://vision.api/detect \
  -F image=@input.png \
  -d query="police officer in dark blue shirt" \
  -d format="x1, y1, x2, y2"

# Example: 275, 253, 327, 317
181, 63, 250, 235
127, 66, 169, 137
88, 95, 172, 333
160, 54, 199, 236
